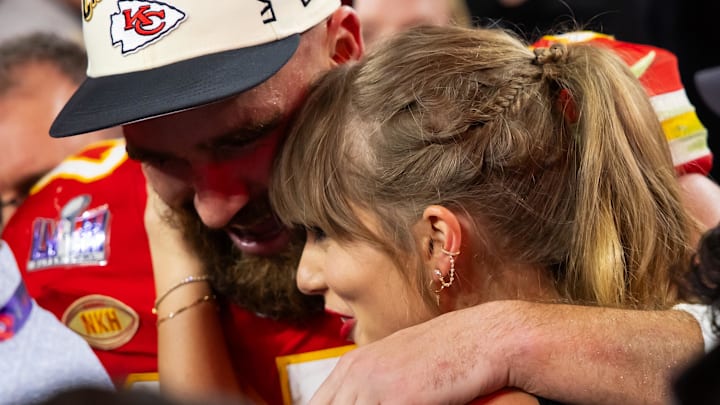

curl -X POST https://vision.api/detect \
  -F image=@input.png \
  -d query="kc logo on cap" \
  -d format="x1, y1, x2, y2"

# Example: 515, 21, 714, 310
110, 1, 187, 54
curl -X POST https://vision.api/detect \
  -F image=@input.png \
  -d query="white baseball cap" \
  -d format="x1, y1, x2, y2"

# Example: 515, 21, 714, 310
51, 0, 340, 137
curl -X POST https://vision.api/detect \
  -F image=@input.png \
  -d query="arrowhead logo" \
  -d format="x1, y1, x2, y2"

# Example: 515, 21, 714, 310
110, 0, 186, 54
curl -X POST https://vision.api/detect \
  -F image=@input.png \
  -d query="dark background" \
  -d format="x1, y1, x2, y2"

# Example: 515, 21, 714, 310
466, 0, 720, 180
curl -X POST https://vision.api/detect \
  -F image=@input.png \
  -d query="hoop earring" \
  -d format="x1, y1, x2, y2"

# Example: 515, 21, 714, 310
433, 248, 460, 305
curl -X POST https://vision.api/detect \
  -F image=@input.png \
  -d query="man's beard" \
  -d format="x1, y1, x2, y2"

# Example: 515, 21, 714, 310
172, 203, 324, 322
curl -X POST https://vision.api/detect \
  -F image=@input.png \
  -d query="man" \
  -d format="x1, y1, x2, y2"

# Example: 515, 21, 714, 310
0, 33, 119, 229
35, 0, 714, 403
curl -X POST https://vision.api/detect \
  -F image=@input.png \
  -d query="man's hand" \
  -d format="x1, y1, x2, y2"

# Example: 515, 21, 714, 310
311, 300, 704, 405
310, 302, 513, 404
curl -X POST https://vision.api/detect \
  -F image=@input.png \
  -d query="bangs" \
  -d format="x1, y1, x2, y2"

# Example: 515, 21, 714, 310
271, 65, 377, 244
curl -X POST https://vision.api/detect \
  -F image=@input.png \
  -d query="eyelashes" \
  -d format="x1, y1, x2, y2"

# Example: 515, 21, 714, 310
307, 226, 327, 242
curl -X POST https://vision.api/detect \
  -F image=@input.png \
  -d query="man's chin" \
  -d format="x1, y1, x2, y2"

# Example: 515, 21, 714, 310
226, 228, 291, 257
172, 204, 322, 320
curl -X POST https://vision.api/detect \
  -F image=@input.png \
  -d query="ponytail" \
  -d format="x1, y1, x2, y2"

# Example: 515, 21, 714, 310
548, 42, 693, 308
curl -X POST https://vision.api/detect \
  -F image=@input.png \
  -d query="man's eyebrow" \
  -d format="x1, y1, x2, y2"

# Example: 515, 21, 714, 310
125, 144, 172, 162
201, 113, 284, 151
124, 113, 284, 160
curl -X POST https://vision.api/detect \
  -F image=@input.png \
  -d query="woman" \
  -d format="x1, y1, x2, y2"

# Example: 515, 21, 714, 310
270, 25, 695, 402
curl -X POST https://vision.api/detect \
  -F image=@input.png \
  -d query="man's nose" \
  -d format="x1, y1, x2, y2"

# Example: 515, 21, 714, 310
296, 246, 327, 296
191, 164, 250, 229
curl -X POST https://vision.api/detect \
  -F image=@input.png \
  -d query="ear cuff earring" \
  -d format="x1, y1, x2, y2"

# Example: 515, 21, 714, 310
434, 248, 460, 304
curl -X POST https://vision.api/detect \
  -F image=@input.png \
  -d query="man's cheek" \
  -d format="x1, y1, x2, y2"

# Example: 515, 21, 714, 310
243, 134, 284, 186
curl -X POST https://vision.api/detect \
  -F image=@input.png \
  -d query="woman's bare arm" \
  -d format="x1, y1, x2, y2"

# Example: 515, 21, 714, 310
145, 185, 241, 401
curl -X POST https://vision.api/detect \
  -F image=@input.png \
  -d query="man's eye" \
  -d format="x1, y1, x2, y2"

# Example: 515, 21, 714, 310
212, 146, 248, 161
143, 157, 189, 174
126, 147, 178, 169
0, 196, 24, 208
144, 156, 170, 167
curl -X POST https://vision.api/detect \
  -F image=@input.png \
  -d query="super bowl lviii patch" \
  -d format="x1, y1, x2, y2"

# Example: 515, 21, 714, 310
62, 295, 139, 350
27, 195, 110, 271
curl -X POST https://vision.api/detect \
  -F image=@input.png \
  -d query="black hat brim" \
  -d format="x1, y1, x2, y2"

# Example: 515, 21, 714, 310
51, 34, 299, 137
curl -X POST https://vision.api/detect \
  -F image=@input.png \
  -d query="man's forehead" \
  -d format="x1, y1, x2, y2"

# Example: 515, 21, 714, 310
123, 61, 313, 145
121, 33, 329, 158
122, 96, 290, 156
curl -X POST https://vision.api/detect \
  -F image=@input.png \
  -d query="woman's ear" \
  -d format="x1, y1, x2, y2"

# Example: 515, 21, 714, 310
414, 205, 463, 308
423, 205, 462, 257
415, 205, 462, 282
325, 6, 364, 65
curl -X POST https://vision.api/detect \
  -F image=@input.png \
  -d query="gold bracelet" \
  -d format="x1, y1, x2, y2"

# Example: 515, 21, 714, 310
156, 294, 216, 326
152, 274, 210, 314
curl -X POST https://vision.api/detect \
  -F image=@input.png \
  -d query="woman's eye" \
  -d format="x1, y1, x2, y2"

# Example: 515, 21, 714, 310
308, 226, 327, 242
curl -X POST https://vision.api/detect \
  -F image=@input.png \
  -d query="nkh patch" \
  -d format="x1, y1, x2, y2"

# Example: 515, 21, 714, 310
110, 0, 186, 54
62, 295, 139, 350
27, 195, 110, 271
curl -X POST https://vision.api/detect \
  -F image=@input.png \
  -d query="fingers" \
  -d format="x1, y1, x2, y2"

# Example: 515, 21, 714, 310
308, 342, 421, 405
309, 307, 513, 404
309, 353, 351, 404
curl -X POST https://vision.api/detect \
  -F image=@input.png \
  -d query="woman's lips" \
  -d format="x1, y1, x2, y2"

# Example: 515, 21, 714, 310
326, 309, 356, 342
339, 318, 356, 342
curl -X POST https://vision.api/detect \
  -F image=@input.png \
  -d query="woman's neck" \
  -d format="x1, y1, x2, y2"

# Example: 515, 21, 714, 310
447, 257, 560, 311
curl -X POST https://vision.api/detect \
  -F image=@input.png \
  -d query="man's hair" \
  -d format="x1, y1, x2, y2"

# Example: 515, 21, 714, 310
0, 33, 87, 94
272, 25, 694, 311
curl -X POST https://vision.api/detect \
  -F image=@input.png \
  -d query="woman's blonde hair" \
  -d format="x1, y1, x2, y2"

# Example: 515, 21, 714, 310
271, 25, 694, 310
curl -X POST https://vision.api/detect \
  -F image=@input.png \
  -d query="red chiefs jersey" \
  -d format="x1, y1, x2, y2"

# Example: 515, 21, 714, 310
1, 139, 352, 405
532, 31, 713, 176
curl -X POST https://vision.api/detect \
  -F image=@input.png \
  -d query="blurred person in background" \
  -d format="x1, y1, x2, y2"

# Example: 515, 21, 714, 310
675, 223, 720, 404
0, 33, 120, 230
354, 0, 470, 48
656, 57, 720, 405
0, 0, 81, 45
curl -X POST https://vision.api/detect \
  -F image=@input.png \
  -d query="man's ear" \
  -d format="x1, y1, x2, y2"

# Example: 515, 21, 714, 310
420, 205, 462, 275
325, 6, 364, 65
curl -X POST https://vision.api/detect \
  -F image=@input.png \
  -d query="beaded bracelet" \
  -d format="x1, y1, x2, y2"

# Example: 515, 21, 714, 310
156, 294, 216, 326
152, 274, 210, 314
